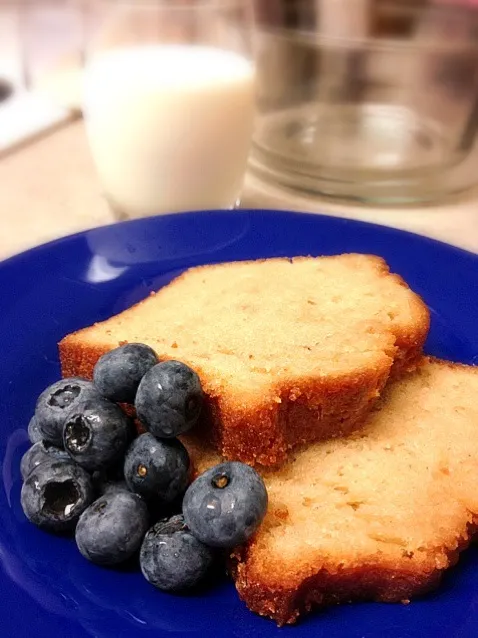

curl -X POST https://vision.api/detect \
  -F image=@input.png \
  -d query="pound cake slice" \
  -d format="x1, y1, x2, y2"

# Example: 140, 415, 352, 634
60, 255, 429, 466
184, 358, 478, 625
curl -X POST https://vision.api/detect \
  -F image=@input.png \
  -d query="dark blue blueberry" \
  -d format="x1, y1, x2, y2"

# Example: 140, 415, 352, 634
135, 361, 203, 438
100, 480, 129, 497
124, 433, 190, 503
21, 460, 94, 532
63, 396, 133, 472
140, 514, 214, 591
27, 416, 43, 444
91, 464, 126, 496
75, 489, 149, 565
182, 462, 268, 548
93, 343, 159, 404
20, 441, 70, 480
35, 377, 101, 446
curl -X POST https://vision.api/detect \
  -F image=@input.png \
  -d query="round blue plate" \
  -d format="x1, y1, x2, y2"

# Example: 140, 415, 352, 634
1, 209, 478, 638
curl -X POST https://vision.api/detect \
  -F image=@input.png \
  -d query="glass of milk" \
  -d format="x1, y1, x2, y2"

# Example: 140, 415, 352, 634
83, 0, 255, 219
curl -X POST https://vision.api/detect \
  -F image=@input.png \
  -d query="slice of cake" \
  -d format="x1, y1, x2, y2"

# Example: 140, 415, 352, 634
59, 255, 429, 466
183, 358, 478, 625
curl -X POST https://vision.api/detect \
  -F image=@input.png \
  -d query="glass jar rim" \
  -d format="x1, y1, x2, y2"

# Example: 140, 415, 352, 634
258, 4, 478, 55
97, 0, 248, 7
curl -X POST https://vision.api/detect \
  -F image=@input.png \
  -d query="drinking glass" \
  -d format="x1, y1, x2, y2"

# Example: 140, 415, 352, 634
84, 0, 255, 219
251, 0, 478, 205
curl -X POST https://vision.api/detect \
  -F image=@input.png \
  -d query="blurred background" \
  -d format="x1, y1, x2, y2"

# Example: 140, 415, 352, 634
2, 0, 478, 257
0, 0, 83, 145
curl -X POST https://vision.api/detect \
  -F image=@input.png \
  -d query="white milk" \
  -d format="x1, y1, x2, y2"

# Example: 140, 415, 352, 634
83, 45, 256, 217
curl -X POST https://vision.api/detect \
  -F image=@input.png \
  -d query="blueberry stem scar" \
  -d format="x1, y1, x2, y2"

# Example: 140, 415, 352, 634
212, 473, 229, 489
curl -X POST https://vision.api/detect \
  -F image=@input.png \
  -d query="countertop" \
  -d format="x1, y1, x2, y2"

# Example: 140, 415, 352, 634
1, 119, 478, 261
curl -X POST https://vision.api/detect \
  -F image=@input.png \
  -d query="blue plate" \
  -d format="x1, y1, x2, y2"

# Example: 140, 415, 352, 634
1, 209, 478, 638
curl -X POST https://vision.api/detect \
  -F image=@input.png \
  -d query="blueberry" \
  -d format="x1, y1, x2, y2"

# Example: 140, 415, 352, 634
75, 489, 149, 565
182, 462, 268, 548
63, 396, 133, 472
100, 480, 129, 497
21, 460, 94, 532
91, 464, 126, 496
35, 378, 101, 446
124, 432, 190, 504
135, 361, 203, 438
27, 416, 43, 444
140, 514, 214, 591
93, 343, 159, 404
20, 441, 70, 480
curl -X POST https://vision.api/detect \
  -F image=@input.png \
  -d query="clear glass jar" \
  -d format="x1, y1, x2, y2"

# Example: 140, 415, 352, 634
251, 0, 478, 205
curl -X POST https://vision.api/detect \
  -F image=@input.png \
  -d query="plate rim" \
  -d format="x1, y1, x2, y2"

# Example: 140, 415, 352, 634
2, 208, 477, 272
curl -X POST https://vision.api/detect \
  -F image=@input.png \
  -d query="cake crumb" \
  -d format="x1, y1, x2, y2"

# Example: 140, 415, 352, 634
273, 505, 289, 521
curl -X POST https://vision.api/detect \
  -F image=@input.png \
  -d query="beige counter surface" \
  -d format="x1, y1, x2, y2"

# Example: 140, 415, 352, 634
1, 120, 478, 261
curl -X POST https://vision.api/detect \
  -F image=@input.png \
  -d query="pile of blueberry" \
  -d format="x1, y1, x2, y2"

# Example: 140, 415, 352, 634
21, 344, 268, 592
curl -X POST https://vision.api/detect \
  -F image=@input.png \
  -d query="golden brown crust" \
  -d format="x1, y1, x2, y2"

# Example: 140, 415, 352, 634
229, 526, 474, 626
60, 337, 395, 466
59, 255, 430, 467
60, 338, 110, 379
230, 515, 477, 626
201, 364, 394, 466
